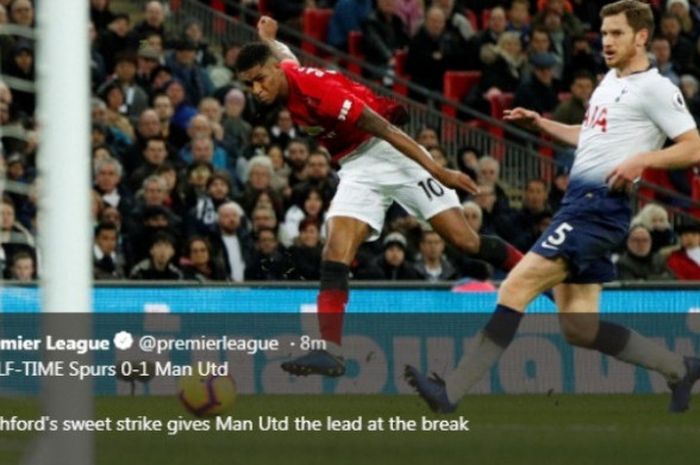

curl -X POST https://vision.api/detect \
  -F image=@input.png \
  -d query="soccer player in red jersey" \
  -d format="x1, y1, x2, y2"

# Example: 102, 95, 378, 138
237, 17, 524, 376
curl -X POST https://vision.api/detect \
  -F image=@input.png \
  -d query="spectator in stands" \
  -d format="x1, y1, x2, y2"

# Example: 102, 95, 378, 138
513, 52, 560, 115
471, 183, 512, 238
93, 221, 126, 279
129, 231, 183, 280
562, 34, 603, 86
616, 225, 672, 281
507, 0, 532, 43
7, 250, 34, 281
660, 12, 694, 74
327, 0, 373, 51
137, 175, 169, 210
462, 199, 483, 231
124, 203, 180, 265
182, 161, 214, 208
361, 0, 410, 81
9, 0, 33, 28
166, 37, 214, 106
98, 85, 135, 141
357, 231, 422, 280
552, 70, 594, 126
466, 31, 525, 115
242, 125, 271, 160
94, 157, 133, 216
98, 13, 132, 75
510, 178, 551, 251
285, 137, 310, 189
433, 0, 475, 42
245, 227, 296, 280
427, 146, 450, 168
150, 64, 173, 94
130, 1, 166, 43
667, 219, 700, 280
267, 145, 291, 195
239, 155, 283, 213
414, 229, 458, 281
198, 97, 227, 146
153, 93, 189, 149
210, 40, 242, 90
4, 40, 34, 118
406, 6, 462, 103
548, 168, 569, 212
91, 0, 115, 32
270, 108, 299, 149
476, 156, 509, 210
208, 201, 252, 282
416, 126, 440, 147
129, 137, 170, 191
456, 146, 480, 182
187, 172, 233, 235
180, 115, 229, 170
120, 108, 165, 174
180, 236, 227, 281
667, 0, 698, 39
288, 218, 323, 280
632, 203, 676, 253
680, 74, 700, 124
396, 0, 423, 36
652, 36, 681, 86
182, 19, 217, 67
282, 186, 326, 247
532, 0, 583, 38
291, 149, 338, 205
0, 4, 6, 25
250, 205, 280, 236
475, 6, 508, 62
222, 88, 252, 157
135, 45, 161, 91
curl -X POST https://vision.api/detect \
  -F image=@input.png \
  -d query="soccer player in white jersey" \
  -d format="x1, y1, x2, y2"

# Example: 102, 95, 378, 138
406, 0, 700, 413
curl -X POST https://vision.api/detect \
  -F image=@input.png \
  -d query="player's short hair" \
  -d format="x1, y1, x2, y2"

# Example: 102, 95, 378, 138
600, 0, 654, 40
235, 42, 274, 72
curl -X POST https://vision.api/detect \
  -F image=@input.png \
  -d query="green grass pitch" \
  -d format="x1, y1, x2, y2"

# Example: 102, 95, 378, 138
0, 394, 698, 465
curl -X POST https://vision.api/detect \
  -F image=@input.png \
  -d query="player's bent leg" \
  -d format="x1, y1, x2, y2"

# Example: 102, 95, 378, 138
428, 208, 523, 273
407, 253, 567, 412
281, 216, 370, 378
555, 283, 698, 412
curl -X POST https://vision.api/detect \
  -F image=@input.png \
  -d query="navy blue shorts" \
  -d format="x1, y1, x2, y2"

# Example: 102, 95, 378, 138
530, 189, 630, 284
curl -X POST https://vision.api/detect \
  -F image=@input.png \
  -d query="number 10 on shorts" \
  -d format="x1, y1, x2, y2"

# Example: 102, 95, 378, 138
417, 178, 445, 201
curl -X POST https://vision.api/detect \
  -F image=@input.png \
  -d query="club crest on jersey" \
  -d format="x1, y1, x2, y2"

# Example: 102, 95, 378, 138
301, 125, 324, 136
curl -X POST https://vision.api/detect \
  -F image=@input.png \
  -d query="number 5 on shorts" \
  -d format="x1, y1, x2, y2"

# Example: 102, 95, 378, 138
543, 222, 573, 248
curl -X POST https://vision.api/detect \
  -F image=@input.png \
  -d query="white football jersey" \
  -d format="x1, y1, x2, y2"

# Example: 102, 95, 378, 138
569, 67, 696, 189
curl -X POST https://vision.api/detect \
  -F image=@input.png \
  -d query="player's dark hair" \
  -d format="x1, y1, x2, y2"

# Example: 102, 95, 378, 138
235, 42, 274, 72
600, 0, 654, 41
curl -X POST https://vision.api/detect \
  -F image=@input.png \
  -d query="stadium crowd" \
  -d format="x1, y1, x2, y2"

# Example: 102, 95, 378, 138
0, 0, 699, 282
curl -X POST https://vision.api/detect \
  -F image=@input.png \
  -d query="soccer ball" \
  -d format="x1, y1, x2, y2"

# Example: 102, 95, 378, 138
177, 373, 236, 417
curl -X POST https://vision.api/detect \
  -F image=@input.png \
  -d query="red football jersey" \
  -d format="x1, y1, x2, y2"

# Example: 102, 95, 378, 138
281, 60, 407, 161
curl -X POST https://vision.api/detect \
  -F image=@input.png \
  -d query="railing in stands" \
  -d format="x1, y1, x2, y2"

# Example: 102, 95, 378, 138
143, 0, 568, 192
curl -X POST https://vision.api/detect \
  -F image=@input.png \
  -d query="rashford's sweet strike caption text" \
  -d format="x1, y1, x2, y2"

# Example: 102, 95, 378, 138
0, 415, 470, 436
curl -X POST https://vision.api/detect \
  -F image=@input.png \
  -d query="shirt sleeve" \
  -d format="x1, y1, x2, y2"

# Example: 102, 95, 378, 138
642, 77, 697, 139
315, 81, 367, 127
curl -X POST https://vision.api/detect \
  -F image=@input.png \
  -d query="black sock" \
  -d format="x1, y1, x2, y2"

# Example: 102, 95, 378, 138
484, 304, 524, 347
589, 321, 631, 356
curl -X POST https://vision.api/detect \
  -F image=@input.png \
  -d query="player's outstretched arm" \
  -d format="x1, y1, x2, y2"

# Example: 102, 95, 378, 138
356, 107, 479, 194
257, 16, 299, 64
504, 107, 581, 147
606, 129, 700, 190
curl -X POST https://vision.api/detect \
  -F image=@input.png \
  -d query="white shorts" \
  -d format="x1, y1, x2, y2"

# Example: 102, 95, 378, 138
326, 138, 461, 240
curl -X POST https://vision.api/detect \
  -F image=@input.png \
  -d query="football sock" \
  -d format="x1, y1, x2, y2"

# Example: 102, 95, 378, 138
592, 322, 686, 383
446, 305, 523, 403
317, 261, 349, 347
476, 235, 523, 272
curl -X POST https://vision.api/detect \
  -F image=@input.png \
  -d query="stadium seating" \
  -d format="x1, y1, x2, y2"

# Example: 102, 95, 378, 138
258, 0, 272, 15
441, 71, 482, 118
301, 8, 333, 57
392, 49, 409, 95
692, 174, 700, 218
346, 31, 364, 76
464, 9, 478, 31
